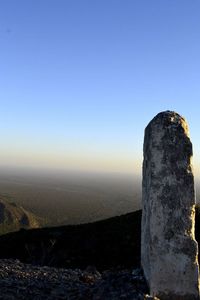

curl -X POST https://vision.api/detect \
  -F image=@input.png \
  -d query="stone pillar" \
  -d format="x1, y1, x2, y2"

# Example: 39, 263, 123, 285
141, 111, 200, 300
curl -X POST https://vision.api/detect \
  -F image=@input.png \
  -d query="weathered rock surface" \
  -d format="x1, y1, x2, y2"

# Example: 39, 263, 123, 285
141, 111, 200, 299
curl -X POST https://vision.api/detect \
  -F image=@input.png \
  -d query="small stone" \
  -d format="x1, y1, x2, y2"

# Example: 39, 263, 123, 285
144, 295, 160, 300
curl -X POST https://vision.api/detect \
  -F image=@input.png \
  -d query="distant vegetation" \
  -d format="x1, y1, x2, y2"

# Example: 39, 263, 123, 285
0, 169, 141, 227
0, 168, 199, 235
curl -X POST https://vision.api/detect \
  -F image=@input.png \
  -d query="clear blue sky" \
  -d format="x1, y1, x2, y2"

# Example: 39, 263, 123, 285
0, 0, 200, 176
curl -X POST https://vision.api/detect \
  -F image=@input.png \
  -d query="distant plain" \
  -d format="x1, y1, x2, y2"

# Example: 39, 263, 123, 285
0, 167, 142, 226
0, 167, 199, 227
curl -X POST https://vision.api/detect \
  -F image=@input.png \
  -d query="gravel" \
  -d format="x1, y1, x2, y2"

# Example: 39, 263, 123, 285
0, 259, 150, 299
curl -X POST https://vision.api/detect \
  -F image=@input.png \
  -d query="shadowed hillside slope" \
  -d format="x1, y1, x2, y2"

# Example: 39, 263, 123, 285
0, 207, 199, 271
0, 210, 141, 270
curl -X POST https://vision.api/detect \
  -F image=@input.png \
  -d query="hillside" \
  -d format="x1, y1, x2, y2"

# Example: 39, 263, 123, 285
0, 207, 200, 271
0, 210, 141, 270
0, 196, 42, 235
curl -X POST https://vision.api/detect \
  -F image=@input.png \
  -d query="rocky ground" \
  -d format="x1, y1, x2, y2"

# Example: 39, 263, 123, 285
0, 259, 151, 300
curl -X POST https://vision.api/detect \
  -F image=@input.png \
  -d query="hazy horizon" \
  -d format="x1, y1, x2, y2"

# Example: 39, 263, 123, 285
0, 165, 199, 226
0, 166, 142, 225
0, 1, 200, 178
0, 1, 200, 226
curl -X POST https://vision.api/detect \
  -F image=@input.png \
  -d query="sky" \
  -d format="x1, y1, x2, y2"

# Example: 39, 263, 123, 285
0, 0, 200, 177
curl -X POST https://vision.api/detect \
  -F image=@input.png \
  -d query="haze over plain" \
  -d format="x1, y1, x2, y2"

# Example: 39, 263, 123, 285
0, 1, 199, 224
